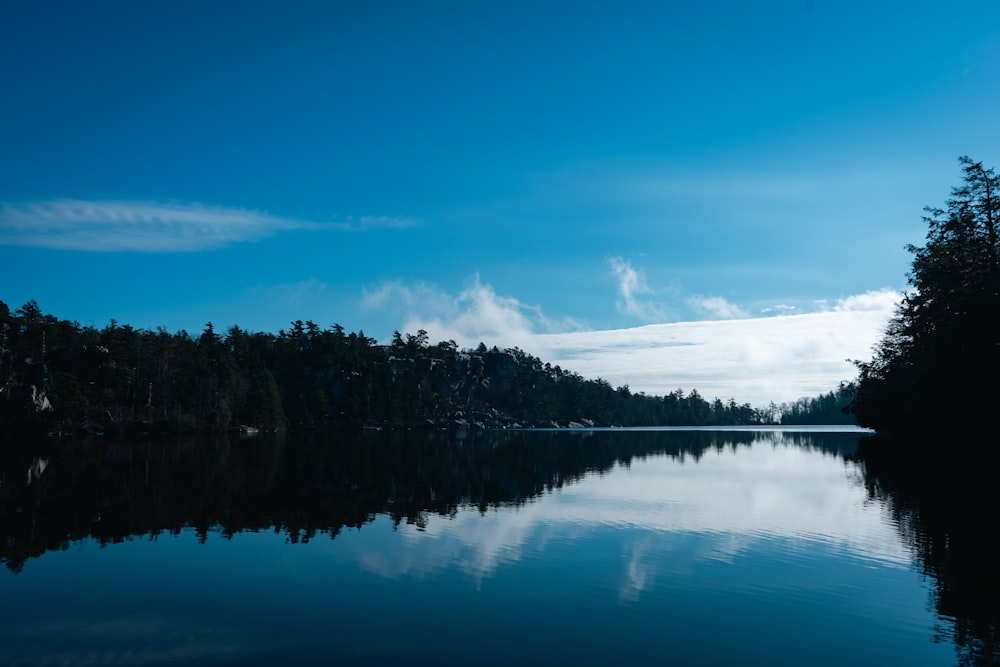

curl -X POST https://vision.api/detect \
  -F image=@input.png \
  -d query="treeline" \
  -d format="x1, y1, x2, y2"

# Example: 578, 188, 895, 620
0, 299, 851, 436
777, 382, 856, 425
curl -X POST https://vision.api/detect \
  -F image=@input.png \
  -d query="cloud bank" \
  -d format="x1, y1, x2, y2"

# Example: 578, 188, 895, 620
365, 274, 900, 406
540, 288, 899, 406
0, 200, 410, 252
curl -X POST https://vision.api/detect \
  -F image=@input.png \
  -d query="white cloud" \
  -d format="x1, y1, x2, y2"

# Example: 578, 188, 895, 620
364, 275, 901, 406
687, 295, 749, 319
833, 289, 901, 312
362, 275, 557, 353
761, 304, 796, 314
609, 257, 749, 321
609, 256, 666, 321
0, 199, 411, 252
540, 289, 901, 405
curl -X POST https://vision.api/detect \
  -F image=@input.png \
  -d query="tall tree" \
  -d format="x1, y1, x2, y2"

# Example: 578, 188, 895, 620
852, 157, 1000, 433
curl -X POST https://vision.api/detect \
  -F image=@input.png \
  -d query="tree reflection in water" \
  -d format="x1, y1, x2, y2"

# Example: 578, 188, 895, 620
0, 429, 854, 571
2, 428, 995, 665
853, 437, 1000, 667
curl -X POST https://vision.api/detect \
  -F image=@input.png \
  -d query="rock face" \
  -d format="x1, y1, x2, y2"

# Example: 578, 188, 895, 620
30, 385, 52, 413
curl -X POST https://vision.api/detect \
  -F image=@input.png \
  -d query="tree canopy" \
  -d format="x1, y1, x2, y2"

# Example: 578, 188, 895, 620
851, 157, 1000, 433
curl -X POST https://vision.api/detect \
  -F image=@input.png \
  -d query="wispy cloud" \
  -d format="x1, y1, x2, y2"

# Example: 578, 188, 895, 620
608, 256, 666, 321
348, 215, 415, 230
687, 295, 749, 320
610, 256, 749, 321
0, 199, 412, 252
761, 304, 797, 314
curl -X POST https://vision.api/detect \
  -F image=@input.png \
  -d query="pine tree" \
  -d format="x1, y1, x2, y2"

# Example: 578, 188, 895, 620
852, 157, 1000, 433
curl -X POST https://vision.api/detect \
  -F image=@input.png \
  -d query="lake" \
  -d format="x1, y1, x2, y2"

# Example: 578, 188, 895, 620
0, 427, 994, 666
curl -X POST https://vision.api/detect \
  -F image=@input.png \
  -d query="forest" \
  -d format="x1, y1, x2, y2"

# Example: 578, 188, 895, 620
0, 299, 850, 437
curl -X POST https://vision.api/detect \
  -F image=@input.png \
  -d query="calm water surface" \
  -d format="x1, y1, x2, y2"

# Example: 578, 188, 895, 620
0, 428, 989, 665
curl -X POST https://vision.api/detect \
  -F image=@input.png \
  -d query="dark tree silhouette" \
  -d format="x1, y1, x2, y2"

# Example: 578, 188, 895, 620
852, 157, 1000, 434
1, 299, 856, 435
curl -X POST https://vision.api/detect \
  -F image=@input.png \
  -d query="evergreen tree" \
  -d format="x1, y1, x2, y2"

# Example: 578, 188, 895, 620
852, 157, 1000, 433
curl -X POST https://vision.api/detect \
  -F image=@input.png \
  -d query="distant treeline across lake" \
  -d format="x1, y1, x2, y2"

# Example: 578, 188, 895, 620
0, 300, 853, 436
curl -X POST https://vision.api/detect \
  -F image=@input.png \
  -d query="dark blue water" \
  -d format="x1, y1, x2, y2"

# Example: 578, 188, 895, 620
0, 429, 979, 665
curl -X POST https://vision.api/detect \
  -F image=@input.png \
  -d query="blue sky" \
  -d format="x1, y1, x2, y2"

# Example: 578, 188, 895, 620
3, 1, 999, 404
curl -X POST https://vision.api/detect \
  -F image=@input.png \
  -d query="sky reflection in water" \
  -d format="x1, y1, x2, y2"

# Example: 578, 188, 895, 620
0, 431, 955, 666
345, 438, 909, 587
